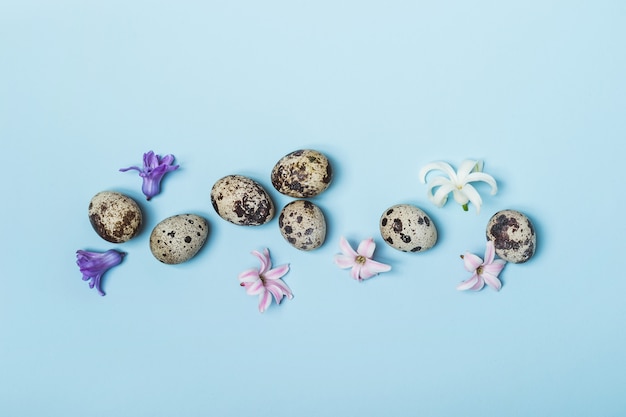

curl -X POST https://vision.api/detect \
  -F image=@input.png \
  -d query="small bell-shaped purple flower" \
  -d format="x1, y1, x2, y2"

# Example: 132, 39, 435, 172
120, 150, 179, 200
76, 249, 125, 296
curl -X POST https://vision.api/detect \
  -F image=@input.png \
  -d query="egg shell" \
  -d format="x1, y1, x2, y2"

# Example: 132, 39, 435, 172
279, 200, 326, 251
271, 149, 333, 198
150, 214, 209, 264
486, 209, 536, 263
88, 191, 142, 243
210, 175, 275, 226
379, 204, 437, 252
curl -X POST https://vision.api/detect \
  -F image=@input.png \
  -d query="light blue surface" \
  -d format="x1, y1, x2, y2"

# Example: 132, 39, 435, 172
2, 1, 625, 416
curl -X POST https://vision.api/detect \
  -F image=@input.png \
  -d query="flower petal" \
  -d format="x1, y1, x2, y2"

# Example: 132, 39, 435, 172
468, 277, 485, 291
339, 236, 358, 258
141, 175, 163, 201
484, 241, 496, 264
426, 176, 455, 189
266, 278, 293, 300
457, 274, 483, 291
262, 248, 273, 270
334, 254, 356, 269
483, 259, 506, 277
429, 181, 455, 207
482, 272, 502, 291
121, 151, 179, 200
419, 161, 457, 183
356, 238, 376, 258
451, 188, 470, 205
245, 278, 265, 295
147, 163, 170, 177
258, 289, 272, 313
264, 264, 289, 281
350, 265, 363, 281
238, 269, 260, 283
76, 249, 125, 296
159, 154, 176, 166
463, 252, 483, 272
266, 283, 285, 304
456, 160, 480, 181
118, 166, 141, 173
358, 269, 377, 280
76, 249, 124, 274
143, 151, 158, 168
252, 249, 270, 274
465, 171, 498, 195
460, 183, 483, 213
359, 260, 392, 280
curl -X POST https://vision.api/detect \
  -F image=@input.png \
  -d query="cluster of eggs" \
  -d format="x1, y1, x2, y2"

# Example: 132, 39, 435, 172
210, 149, 444, 255
88, 149, 536, 267
210, 149, 331, 250
88, 191, 209, 264
87, 149, 335, 264
377, 205, 536, 263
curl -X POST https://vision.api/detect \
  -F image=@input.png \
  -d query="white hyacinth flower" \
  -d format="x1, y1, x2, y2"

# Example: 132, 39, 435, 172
418, 160, 498, 214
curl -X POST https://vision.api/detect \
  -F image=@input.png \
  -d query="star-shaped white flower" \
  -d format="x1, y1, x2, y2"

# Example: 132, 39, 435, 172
418, 159, 497, 214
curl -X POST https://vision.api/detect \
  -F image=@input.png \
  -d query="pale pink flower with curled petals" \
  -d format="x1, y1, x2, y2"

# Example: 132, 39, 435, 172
457, 241, 506, 291
334, 236, 391, 281
238, 248, 292, 313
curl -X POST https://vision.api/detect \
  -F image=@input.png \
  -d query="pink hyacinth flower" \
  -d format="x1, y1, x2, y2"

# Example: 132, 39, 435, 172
238, 248, 292, 313
334, 236, 391, 281
457, 241, 506, 291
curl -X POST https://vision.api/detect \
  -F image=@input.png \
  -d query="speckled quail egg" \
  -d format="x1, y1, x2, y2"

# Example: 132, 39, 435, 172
486, 209, 536, 263
379, 204, 437, 252
88, 191, 142, 243
279, 200, 326, 251
271, 149, 333, 198
210, 175, 275, 226
150, 214, 209, 264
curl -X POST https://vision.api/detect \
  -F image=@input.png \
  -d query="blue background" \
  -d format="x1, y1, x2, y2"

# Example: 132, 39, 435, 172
2, 1, 625, 416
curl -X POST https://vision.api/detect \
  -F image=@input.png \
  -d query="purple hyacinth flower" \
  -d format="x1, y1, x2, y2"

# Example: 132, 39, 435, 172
120, 150, 179, 200
76, 249, 125, 296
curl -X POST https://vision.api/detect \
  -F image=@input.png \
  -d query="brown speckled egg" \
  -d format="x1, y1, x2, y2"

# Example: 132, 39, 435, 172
271, 149, 332, 198
150, 214, 209, 264
486, 209, 536, 263
210, 175, 275, 226
379, 204, 437, 252
88, 191, 142, 243
279, 200, 326, 251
